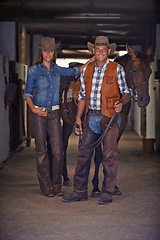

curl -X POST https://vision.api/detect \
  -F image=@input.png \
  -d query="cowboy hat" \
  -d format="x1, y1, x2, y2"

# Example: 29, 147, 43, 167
37, 36, 60, 51
87, 36, 117, 55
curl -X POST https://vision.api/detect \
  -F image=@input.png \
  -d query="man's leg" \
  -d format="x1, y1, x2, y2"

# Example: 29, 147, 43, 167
63, 125, 99, 202
99, 123, 119, 205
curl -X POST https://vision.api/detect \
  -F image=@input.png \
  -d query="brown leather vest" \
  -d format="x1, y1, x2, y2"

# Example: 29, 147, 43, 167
84, 61, 120, 118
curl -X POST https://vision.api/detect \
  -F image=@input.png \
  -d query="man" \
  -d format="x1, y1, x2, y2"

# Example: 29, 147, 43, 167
63, 36, 131, 205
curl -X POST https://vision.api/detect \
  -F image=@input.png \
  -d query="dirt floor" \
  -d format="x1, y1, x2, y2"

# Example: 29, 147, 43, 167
0, 130, 160, 240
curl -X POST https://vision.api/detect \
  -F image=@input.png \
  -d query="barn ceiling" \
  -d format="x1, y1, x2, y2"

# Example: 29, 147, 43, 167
0, 0, 159, 59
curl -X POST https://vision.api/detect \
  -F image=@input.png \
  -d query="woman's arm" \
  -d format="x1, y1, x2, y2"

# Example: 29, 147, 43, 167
26, 96, 47, 117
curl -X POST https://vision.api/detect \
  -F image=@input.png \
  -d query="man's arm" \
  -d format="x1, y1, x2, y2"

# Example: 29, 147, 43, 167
115, 64, 131, 113
114, 93, 131, 113
75, 99, 86, 132
119, 93, 131, 105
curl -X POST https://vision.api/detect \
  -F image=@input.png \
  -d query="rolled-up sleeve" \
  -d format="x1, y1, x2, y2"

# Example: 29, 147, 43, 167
23, 68, 34, 100
73, 67, 81, 78
78, 66, 87, 100
117, 64, 131, 95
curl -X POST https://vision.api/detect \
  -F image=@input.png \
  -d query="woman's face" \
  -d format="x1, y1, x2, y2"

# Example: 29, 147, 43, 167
42, 50, 54, 62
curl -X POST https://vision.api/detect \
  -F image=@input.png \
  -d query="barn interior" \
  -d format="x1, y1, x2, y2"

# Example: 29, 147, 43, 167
0, 1, 160, 239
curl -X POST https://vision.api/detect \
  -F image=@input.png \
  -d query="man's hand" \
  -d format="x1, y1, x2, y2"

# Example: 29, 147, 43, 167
114, 101, 122, 113
75, 118, 82, 135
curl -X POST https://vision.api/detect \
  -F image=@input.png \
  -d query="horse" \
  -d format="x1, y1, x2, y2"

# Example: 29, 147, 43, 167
59, 45, 152, 196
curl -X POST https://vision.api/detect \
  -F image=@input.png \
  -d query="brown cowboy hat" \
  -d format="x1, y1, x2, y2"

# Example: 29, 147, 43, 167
87, 36, 117, 55
37, 36, 60, 51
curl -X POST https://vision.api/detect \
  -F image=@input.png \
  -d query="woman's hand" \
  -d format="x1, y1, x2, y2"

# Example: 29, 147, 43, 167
80, 56, 96, 72
32, 107, 48, 117
26, 97, 47, 117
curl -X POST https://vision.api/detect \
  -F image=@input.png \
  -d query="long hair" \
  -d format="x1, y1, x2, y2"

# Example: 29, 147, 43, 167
34, 49, 57, 65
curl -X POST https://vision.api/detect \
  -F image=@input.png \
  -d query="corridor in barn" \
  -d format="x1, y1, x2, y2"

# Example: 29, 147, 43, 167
0, 129, 160, 240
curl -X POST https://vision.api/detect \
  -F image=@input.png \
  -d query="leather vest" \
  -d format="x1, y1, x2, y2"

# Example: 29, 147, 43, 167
84, 61, 120, 118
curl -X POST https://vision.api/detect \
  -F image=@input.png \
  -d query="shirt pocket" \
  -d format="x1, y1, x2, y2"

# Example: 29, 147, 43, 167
36, 74, 48, 91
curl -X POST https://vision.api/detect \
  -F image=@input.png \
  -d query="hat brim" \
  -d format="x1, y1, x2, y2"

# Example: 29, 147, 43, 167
37, 42, 60, 51
87, 42, 117, 56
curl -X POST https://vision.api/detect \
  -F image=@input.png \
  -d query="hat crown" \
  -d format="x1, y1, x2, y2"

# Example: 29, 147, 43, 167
37, 36, 60, 51
40, 37, 55, 48
95, 36, 109, 46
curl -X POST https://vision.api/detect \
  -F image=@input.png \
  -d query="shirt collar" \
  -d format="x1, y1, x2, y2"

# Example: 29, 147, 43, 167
95, 59, 109, 70
37, 61, 55, 69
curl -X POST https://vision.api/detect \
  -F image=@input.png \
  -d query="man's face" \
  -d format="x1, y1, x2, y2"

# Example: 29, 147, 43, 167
93, 45, 111, 63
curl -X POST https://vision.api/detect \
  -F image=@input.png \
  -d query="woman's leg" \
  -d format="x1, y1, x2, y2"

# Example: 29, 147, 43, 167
30, 112, 51, 194
47, 110, 64, 190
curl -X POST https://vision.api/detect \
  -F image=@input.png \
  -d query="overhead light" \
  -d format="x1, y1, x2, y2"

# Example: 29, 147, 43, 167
98, 30, 129, 35
97, 24, 129, 27
58, 13, 120, 19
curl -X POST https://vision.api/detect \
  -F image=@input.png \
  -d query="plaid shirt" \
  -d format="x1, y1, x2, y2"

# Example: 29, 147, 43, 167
78, 59, 131, 110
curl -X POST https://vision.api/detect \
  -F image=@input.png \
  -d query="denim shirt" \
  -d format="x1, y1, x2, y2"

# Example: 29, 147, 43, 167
23, 62, 80, 107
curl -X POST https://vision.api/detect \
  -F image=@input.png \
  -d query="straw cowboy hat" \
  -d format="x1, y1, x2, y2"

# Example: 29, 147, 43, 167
87, 36, 117, 55
37, 36, 60, 51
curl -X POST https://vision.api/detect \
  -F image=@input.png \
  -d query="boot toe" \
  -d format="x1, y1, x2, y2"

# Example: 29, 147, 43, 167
63, 191, 88, 202
98, 198, 112, 205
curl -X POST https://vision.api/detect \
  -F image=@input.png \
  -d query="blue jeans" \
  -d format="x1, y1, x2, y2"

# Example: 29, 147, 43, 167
89, 112, 121, 134
89, 113, 104, 134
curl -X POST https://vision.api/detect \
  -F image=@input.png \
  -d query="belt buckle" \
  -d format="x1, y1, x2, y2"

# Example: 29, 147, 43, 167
46, 106, 52, 112
93, 110, 100, 115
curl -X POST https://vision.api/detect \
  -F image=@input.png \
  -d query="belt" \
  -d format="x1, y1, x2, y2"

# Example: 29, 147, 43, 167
34, 105, 59, 112
89, 109, 101, 115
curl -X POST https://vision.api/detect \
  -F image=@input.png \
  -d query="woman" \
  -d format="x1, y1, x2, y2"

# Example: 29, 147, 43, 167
24, 36, 94, 197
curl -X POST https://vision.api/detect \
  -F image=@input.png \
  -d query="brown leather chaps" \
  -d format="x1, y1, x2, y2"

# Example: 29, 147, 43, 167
30, 110, 63, 193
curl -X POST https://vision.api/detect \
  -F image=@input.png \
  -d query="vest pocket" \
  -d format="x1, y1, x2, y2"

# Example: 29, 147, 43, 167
105, 96, 119, 109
